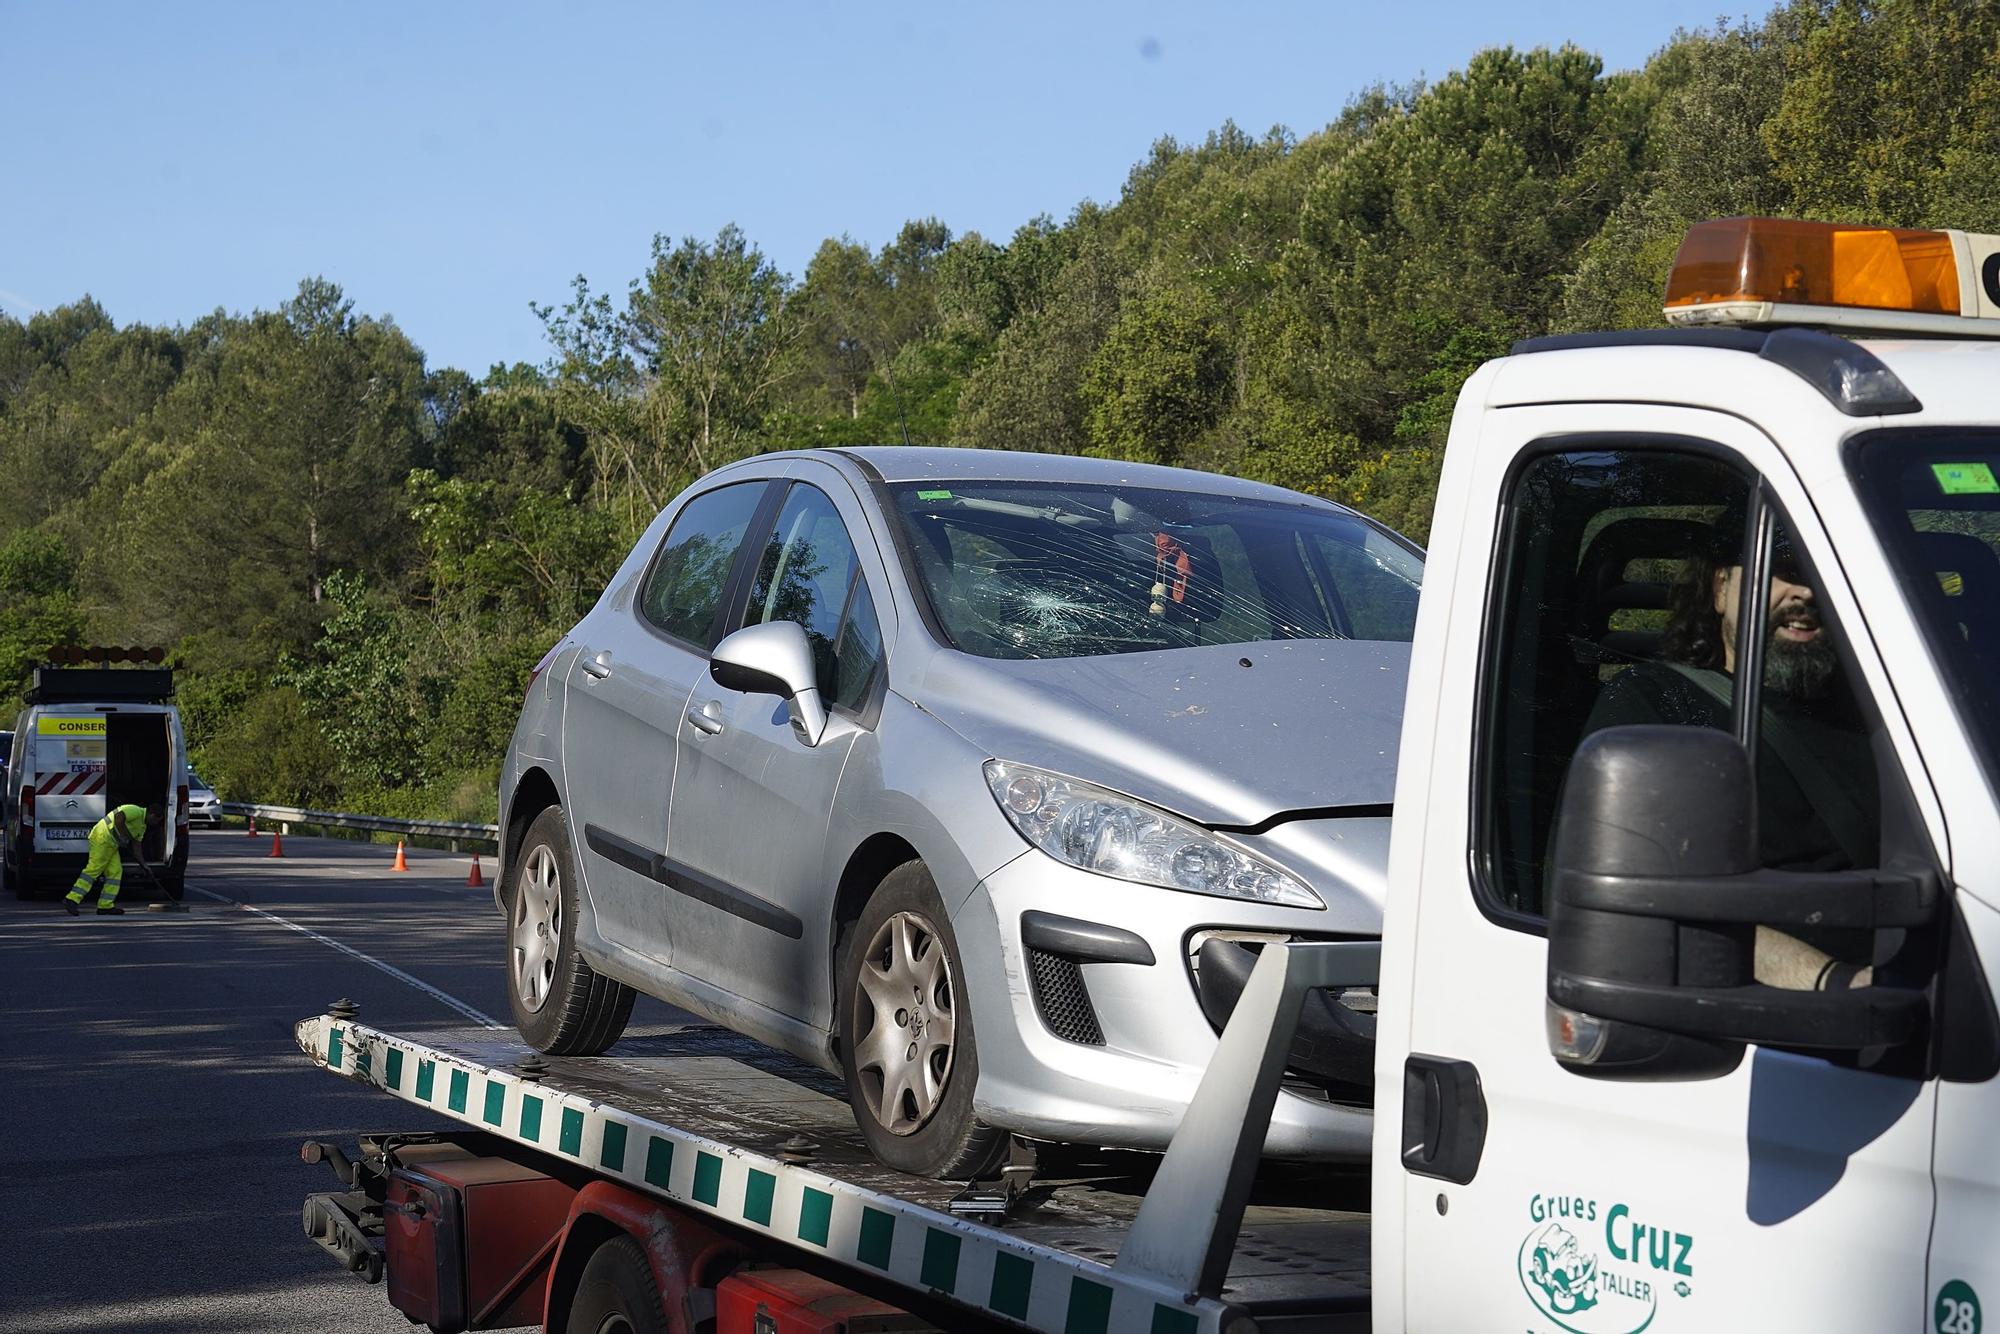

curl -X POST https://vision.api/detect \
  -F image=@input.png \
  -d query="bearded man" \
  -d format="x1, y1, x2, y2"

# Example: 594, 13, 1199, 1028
1583, 520, 1877, 990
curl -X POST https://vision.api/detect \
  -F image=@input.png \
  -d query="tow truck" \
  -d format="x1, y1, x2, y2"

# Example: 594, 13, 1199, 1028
299, 217, 2000, 1333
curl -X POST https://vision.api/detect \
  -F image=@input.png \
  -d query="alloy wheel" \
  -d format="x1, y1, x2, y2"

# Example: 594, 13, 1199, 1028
852, 910, 957, 1135
511, 843, 562, 1013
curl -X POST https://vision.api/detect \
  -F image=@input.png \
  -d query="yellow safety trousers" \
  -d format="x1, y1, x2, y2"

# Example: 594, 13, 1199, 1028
64, 825, 125, 906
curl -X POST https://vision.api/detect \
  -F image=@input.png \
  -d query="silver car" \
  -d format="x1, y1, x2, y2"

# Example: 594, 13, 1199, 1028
497, 448, 1420, 1176
187, 771, 221, 828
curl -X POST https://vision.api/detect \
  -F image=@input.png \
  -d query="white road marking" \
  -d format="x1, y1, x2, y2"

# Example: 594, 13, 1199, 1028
189, 884, 503, 1029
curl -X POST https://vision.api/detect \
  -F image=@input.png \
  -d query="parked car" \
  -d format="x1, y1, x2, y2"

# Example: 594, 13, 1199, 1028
498, 447, 1422, 1175
187, 770, 221, 828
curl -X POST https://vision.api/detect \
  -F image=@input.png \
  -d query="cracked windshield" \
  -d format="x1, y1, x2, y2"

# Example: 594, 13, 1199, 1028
892, 482, 1422, 659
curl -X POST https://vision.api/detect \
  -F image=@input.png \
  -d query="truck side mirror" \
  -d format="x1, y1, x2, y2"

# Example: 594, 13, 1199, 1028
709, 621, 828, 747
1545, 725, 1937, 1079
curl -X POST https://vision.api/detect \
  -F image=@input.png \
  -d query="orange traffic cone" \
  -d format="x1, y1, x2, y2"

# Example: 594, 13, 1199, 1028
392, 840, 409, 872
268, 829, 284, 858
467, 855, 485, 888
247, 816, 257, 837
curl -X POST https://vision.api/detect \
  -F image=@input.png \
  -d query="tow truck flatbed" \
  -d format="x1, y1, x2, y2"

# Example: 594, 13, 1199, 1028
297, 945, 1377, 1333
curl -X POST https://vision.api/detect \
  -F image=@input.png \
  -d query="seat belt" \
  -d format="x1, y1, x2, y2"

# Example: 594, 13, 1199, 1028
1663, 663, 1873, 867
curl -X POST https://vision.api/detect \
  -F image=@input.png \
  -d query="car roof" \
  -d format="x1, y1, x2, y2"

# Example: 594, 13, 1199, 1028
760, 446, 1355, 512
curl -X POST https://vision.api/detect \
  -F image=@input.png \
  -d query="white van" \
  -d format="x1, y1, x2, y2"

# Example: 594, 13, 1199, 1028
2, 667, 190, 901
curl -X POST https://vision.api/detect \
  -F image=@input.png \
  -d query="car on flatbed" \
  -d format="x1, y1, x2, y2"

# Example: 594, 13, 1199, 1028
499, 450, 1422, 1175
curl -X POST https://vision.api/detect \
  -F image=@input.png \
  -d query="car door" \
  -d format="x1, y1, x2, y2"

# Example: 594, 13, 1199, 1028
562, 478, 775, 963
1382, 405, 1944, 1333
664, 467, 892, 1026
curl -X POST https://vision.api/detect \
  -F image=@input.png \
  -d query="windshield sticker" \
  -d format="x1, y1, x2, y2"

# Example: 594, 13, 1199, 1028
916, 489, 954, 501
1932, 462, 1999, 495
1937, 1280, 1982, 1334
1517, 1194, 1693, 1333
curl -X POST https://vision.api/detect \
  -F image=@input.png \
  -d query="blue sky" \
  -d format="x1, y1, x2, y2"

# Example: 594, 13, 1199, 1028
5, 2, 1750, 374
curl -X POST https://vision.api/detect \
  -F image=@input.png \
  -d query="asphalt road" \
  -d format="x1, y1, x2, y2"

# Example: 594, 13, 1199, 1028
0, 830, 687, 1333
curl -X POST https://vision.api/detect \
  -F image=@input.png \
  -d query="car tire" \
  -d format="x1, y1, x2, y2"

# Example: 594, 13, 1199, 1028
566, 1234, 667, 1334
506, 805, 634, 1055
837, 860, 1007, 1179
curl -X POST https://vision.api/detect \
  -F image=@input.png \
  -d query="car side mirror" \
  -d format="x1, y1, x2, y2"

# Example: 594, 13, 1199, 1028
1545, 725, 1937, 1079
709, 621, 828, 747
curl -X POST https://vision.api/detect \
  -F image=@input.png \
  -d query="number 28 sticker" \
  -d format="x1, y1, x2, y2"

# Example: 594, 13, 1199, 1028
1939, 1281, 1982, 1334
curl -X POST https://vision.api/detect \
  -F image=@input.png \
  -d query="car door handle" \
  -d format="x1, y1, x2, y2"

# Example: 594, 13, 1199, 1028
686, 700, 724, 735
579, 650, 613, 680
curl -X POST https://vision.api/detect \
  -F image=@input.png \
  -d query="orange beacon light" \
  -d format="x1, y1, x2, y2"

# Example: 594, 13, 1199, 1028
1663, 216, 2000, 335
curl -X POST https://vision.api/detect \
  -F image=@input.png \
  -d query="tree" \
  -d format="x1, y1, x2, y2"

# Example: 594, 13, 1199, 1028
91, 278, 428, 648
1082, 286, 1230, 467
627, 224, 802, 476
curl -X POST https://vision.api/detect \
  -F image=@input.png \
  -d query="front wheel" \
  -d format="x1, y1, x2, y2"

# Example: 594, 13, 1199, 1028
837, 861, 1006, 1178
506, 805, 634, 1055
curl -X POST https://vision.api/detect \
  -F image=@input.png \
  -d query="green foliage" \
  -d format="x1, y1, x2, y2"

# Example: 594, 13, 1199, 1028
281, 571, 432, 790
195, 685, 341, 808
1083, 286, 1230, 466
4, 1, 1992, 816
0, 530, 86, 714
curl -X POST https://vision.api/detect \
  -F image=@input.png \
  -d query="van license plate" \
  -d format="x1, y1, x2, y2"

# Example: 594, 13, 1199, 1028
42, 825, 90, 841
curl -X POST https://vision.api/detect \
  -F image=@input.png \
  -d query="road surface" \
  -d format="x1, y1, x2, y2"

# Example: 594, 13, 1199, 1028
0, 830, 688, 1333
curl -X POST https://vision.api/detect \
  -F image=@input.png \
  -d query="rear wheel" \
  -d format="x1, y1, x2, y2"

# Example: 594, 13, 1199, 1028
507, 805, 634, 1055
565, 1234, 667, 1334
837, 861, 1006, 1179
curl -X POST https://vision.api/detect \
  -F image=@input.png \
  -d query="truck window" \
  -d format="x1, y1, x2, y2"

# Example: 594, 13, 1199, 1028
1479, 446, 1883, 924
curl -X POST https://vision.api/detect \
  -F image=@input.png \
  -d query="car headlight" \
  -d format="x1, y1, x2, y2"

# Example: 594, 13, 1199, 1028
983, 760, 1323, 909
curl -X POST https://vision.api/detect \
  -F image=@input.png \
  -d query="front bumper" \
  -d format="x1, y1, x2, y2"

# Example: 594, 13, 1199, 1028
188, 805, 221, 828
950, 849, 1380, 1161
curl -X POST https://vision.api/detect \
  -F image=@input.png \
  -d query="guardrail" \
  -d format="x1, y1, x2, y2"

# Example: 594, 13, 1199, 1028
220, 803, 500, 852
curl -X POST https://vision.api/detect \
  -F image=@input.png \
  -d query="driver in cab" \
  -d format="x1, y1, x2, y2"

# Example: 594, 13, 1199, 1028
1584, 511, 1878, 991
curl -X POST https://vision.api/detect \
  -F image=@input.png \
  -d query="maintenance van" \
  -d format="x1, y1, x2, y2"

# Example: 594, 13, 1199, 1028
2, 663, 191, 900
298, 216, 2000, 1333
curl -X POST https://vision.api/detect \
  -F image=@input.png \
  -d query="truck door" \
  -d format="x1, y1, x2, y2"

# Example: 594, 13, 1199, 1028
1379, 405, 1944, 1332
32, 711, 107, 851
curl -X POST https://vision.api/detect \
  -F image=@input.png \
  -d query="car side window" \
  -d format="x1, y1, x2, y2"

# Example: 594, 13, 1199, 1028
1478, 446, 1883, 922
742, 484, 881, 711
639, 482, 767, 647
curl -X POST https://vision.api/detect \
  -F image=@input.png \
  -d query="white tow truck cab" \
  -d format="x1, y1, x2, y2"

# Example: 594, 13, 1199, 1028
296, 218, 2000, 1334
1375, 216, 2000, 1332
2, 665, 190, 900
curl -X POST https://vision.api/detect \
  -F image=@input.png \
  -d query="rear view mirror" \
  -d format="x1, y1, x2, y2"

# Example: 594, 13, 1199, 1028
1545, 725, 1937, 1078
709, 622, 828, 746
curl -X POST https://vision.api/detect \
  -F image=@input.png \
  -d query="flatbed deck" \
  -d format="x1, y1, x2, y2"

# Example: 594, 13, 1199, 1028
298, 1013, 1372, 1333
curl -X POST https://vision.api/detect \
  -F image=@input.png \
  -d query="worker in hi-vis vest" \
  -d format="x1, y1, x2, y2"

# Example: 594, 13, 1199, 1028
63, 802, 164, 916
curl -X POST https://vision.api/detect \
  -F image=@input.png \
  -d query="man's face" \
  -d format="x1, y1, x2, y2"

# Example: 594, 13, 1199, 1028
1713, 556, 1836, 695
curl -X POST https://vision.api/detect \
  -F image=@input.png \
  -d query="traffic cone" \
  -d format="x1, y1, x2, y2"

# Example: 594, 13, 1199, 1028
268, 829, 284, 858
467, 855, 485, 888
247, 816, 257, 837
392, 840, 409, 872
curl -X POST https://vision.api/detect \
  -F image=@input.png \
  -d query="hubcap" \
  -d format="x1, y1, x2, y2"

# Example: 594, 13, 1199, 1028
852, 911, 957, 1136
510, 844, 562, 1014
